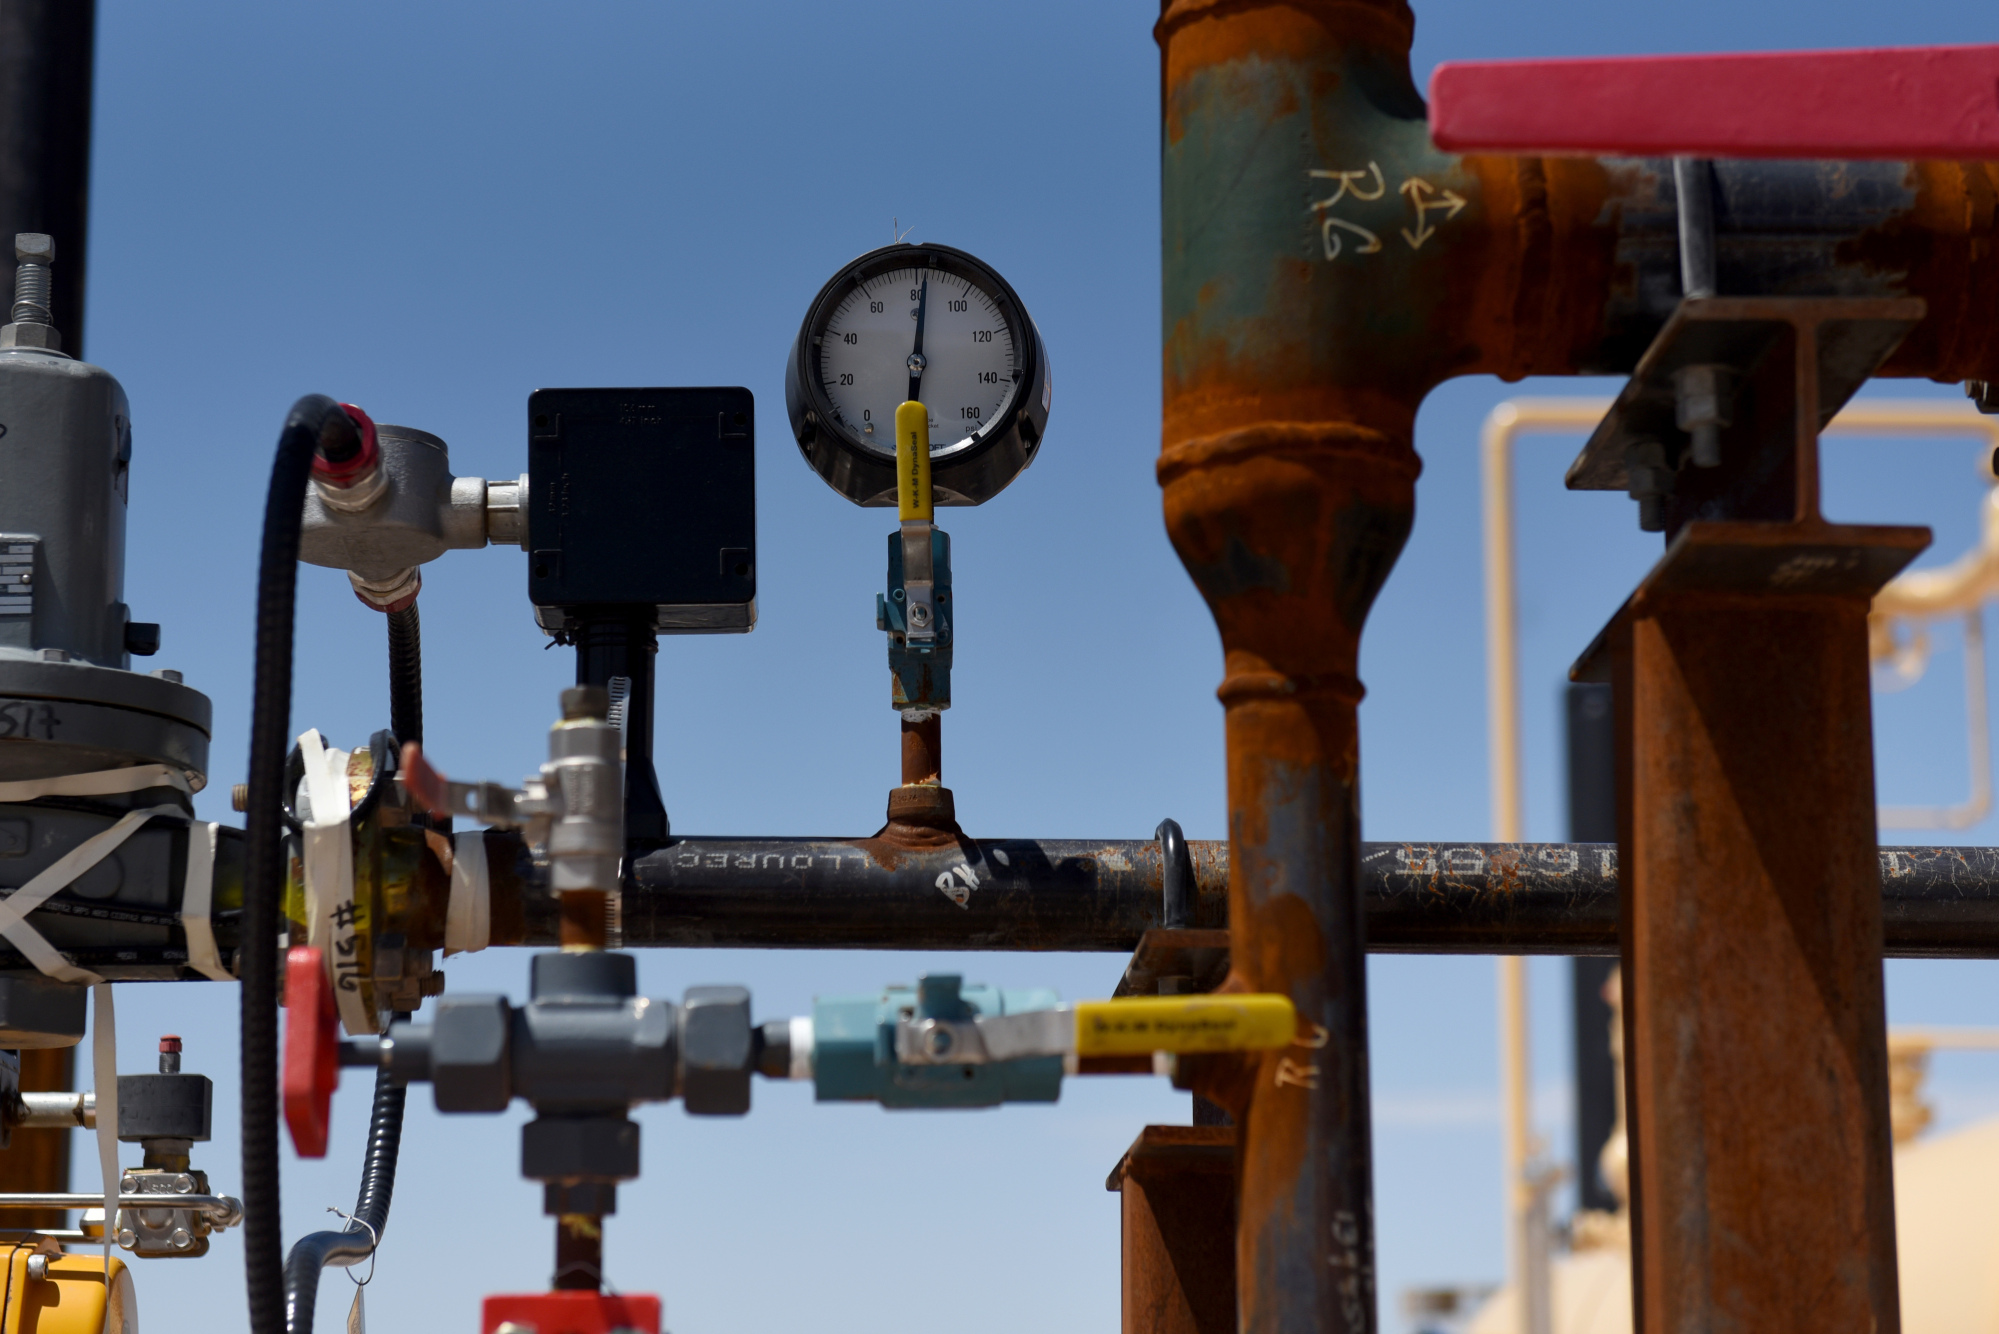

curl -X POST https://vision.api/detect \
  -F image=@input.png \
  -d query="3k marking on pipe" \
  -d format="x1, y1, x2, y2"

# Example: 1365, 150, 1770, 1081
1072, 994, 1296, 1057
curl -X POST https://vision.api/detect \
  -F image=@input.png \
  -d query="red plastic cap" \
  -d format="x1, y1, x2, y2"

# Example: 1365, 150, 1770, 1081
1430, 44, 1999, 160
158, 1035, 182, 1054
311, 403, 381, 488
483, 1292, 662, 1334
282, 946, 338, 1158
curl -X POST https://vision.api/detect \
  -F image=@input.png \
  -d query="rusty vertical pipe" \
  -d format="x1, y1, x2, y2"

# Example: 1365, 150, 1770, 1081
1159, 5, 1424, 1331
1155, 1, 1999, 1329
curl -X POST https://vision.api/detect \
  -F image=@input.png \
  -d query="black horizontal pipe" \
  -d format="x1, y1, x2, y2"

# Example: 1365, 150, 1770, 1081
17, 837, 1999, 974
518, 837, 1999, 958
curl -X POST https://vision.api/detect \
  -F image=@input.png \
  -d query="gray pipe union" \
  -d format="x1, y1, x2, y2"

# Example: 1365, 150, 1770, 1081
380, 952, 754, 1126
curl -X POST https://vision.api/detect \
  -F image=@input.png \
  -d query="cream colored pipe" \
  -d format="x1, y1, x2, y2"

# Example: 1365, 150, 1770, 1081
1481, 400, 1603, 1334
1483, 397, 1999, 837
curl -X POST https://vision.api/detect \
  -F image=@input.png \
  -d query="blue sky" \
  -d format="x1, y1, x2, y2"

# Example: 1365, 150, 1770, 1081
57, 2, 1999, 1331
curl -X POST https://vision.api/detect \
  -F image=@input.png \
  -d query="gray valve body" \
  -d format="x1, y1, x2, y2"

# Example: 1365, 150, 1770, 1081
0, 235, 212, 1030
0, 347, 131, 665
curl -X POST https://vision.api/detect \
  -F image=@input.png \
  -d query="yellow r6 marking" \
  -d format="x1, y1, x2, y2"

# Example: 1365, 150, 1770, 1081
1073, 994, 1297, 1056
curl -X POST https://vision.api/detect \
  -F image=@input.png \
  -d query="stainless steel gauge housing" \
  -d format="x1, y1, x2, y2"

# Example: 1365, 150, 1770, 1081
785, 242, 1050, 507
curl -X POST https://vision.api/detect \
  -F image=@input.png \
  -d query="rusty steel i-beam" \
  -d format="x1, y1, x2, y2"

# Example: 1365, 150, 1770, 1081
1156, 2, 1999, 1331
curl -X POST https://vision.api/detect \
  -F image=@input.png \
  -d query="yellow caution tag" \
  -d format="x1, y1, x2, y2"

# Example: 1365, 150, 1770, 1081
895, 401, 933, 521
1072, 994, 1297, 1057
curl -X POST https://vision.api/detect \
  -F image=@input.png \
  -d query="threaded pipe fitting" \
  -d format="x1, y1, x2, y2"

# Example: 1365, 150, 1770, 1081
10, 263, 50, 325
10, 233, 54, 326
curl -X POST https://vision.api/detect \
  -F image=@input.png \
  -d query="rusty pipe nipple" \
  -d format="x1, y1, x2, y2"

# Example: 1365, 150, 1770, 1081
900, 713, 942, 787
558, 889, 610, 951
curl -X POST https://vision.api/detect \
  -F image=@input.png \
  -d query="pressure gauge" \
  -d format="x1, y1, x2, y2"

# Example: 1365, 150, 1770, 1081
786, 242, 1050, 507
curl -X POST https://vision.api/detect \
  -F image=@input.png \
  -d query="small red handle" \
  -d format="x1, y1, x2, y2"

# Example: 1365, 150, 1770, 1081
282, 946, 338, 1158
399, 741, 453, 820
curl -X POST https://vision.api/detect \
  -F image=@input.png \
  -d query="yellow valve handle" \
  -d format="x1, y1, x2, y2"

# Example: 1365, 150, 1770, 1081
895, 401, 933, 522
1072, 993, 1297, 1057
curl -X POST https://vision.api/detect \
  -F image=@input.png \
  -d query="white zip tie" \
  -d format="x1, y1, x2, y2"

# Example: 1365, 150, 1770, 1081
178, 822, 232, 981
0, 803, 186, 985
0, 762, 191, 804
0, 760, 196, 984
90, 983, 118, 1332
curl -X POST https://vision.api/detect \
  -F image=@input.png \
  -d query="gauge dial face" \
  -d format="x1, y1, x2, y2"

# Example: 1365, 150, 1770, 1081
788, 241, 1050, 508
817, 266, 1021, 459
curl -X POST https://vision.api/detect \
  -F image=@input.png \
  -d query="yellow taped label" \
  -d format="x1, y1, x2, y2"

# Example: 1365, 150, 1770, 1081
895, 401, 933, 521
1073, 994, 1297, 1057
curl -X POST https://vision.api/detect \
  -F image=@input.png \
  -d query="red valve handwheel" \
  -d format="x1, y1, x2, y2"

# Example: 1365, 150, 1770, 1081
1430, 44, 1999, 160
283, 946, 338, 1158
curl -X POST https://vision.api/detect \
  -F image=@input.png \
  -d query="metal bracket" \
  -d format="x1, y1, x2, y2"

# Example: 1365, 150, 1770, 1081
1567, 296, 1925, 504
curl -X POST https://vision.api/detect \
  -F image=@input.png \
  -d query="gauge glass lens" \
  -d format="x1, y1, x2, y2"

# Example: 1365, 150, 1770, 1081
818, 267, 1019, 455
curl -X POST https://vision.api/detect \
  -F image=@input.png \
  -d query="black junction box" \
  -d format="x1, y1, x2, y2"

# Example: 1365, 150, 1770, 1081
527, 387, 756, 635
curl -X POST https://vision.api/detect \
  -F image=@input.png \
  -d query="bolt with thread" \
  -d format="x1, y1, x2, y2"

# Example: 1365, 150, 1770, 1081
11, 233, 53, 326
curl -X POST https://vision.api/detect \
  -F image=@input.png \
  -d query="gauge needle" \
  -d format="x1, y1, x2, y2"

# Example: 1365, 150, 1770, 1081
906, 277, 929, 404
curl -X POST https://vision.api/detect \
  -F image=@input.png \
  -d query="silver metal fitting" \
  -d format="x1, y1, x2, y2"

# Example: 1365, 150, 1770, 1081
485, 474, 529, 547
349, 567, 421, 611
313, 467, 389, 514
114, 1169, 232, 1258
893, 1009, 1071, 1065
299, 426, 496, 582
15, 1089, 93, 1129
900, 521, 936, 644
547, 689, 624, 895
24, 1254, 47, 1281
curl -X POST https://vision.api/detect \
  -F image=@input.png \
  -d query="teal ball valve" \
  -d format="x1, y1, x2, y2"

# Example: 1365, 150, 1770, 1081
810, 974, 1062, 1109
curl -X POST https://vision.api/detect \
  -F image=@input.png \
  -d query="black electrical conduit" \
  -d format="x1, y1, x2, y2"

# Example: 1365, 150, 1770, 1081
242, 396, 364, 1334
281, 1069, 407, 1334
385, 604, 422, 748
278, 595, 425, 1331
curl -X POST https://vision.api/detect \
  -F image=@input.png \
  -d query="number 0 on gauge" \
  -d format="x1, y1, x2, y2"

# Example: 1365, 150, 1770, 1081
786, 242, 1051, 507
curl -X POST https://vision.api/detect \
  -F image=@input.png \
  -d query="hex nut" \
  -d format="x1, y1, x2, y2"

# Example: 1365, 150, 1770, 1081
13, 234, 52, 263
520, 1114, 639, 1182
0, 324, 59, 351
430, 995, 512, 1113
680, 985, 753, 1116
